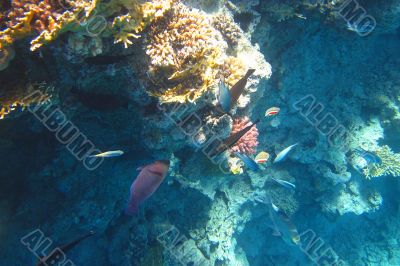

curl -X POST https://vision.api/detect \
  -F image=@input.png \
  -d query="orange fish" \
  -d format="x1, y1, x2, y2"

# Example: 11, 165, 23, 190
255, 151, 270, 164
265, 107, 280, 117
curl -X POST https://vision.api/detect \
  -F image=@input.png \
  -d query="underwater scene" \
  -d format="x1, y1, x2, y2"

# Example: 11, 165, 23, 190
1, 0, 400, 265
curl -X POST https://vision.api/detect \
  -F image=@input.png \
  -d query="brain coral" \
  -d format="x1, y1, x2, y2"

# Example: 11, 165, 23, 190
230, 116, 259, 155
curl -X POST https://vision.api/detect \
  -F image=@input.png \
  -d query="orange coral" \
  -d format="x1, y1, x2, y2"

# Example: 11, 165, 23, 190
0, 0, 95, 52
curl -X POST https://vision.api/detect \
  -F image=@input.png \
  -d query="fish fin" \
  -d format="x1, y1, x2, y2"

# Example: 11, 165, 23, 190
271, 203, 279, 212
245, 69, 256, 78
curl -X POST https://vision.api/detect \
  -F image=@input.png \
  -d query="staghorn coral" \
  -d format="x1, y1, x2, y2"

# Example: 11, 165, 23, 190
230, 116, 259, 155
363, 145, 400, 178
212, 12, 243, 47
145, 3, 224, 103
0, 0, 96, 52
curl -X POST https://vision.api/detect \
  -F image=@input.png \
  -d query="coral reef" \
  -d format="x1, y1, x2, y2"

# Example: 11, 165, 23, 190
230, 116, 259, 155
363, 145, 400, 178
0, 0, 96, 52
110, 0, 174, 48
144, 3, 224, 103
0, 82, 52, 119
212, 12, 243, 47
0, 45, 15, 71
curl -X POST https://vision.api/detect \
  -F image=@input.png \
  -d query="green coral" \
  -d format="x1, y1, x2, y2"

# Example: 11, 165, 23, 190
363, 145, 400, 178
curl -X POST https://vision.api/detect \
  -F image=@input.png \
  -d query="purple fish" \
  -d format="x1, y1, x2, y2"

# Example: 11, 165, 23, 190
125, 160, 170, 215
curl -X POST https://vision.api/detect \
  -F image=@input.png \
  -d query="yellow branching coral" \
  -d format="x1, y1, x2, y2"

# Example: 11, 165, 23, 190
145, 3, 226, 103
363, 145, 400, 178
0, 82, 52, 120
0, 0, 96, 52
110, 0, 174, 48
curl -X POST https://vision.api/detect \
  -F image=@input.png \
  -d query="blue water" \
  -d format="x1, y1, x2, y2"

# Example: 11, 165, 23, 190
1, 1, 400, 265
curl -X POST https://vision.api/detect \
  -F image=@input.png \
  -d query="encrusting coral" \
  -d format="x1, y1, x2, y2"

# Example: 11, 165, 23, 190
363, 145, 400, 178
230, 116, 259, 155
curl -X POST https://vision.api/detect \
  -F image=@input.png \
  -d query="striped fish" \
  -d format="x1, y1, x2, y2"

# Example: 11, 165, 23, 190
265, 107, 280, 117
255, 151, 270, 164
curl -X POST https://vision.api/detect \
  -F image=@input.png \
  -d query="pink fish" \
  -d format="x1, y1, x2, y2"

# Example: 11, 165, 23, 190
125, 160, 170, 215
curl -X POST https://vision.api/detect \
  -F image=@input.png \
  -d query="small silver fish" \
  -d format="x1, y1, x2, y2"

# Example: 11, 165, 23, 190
273, 143, 298, 163
271, 178, 296, 190
88, 150, 124, 158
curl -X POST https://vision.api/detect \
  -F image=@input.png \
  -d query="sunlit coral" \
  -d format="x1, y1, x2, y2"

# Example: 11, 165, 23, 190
145, 3, 223, 103
219, 56, 246, 87
0, 0, 96, 52
363, 145, 400, 178
111, 0, 173, 48
212, 13, 243, 47
230, 116, 259, 155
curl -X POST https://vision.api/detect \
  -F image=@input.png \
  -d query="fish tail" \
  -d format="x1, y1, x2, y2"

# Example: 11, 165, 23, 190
245, 69, 256, 78
125, 201, 139, 216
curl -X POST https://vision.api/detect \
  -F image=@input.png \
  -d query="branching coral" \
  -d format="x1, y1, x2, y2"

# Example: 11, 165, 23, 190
0, 0, 96, 52
145, 3, 223, 103
144, 3, 249, 103
230, 116, 259, 155
363, 145, 400, 178
0, 82, 52, 119
110, 0, 174, 48
212, 13, 243, 47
